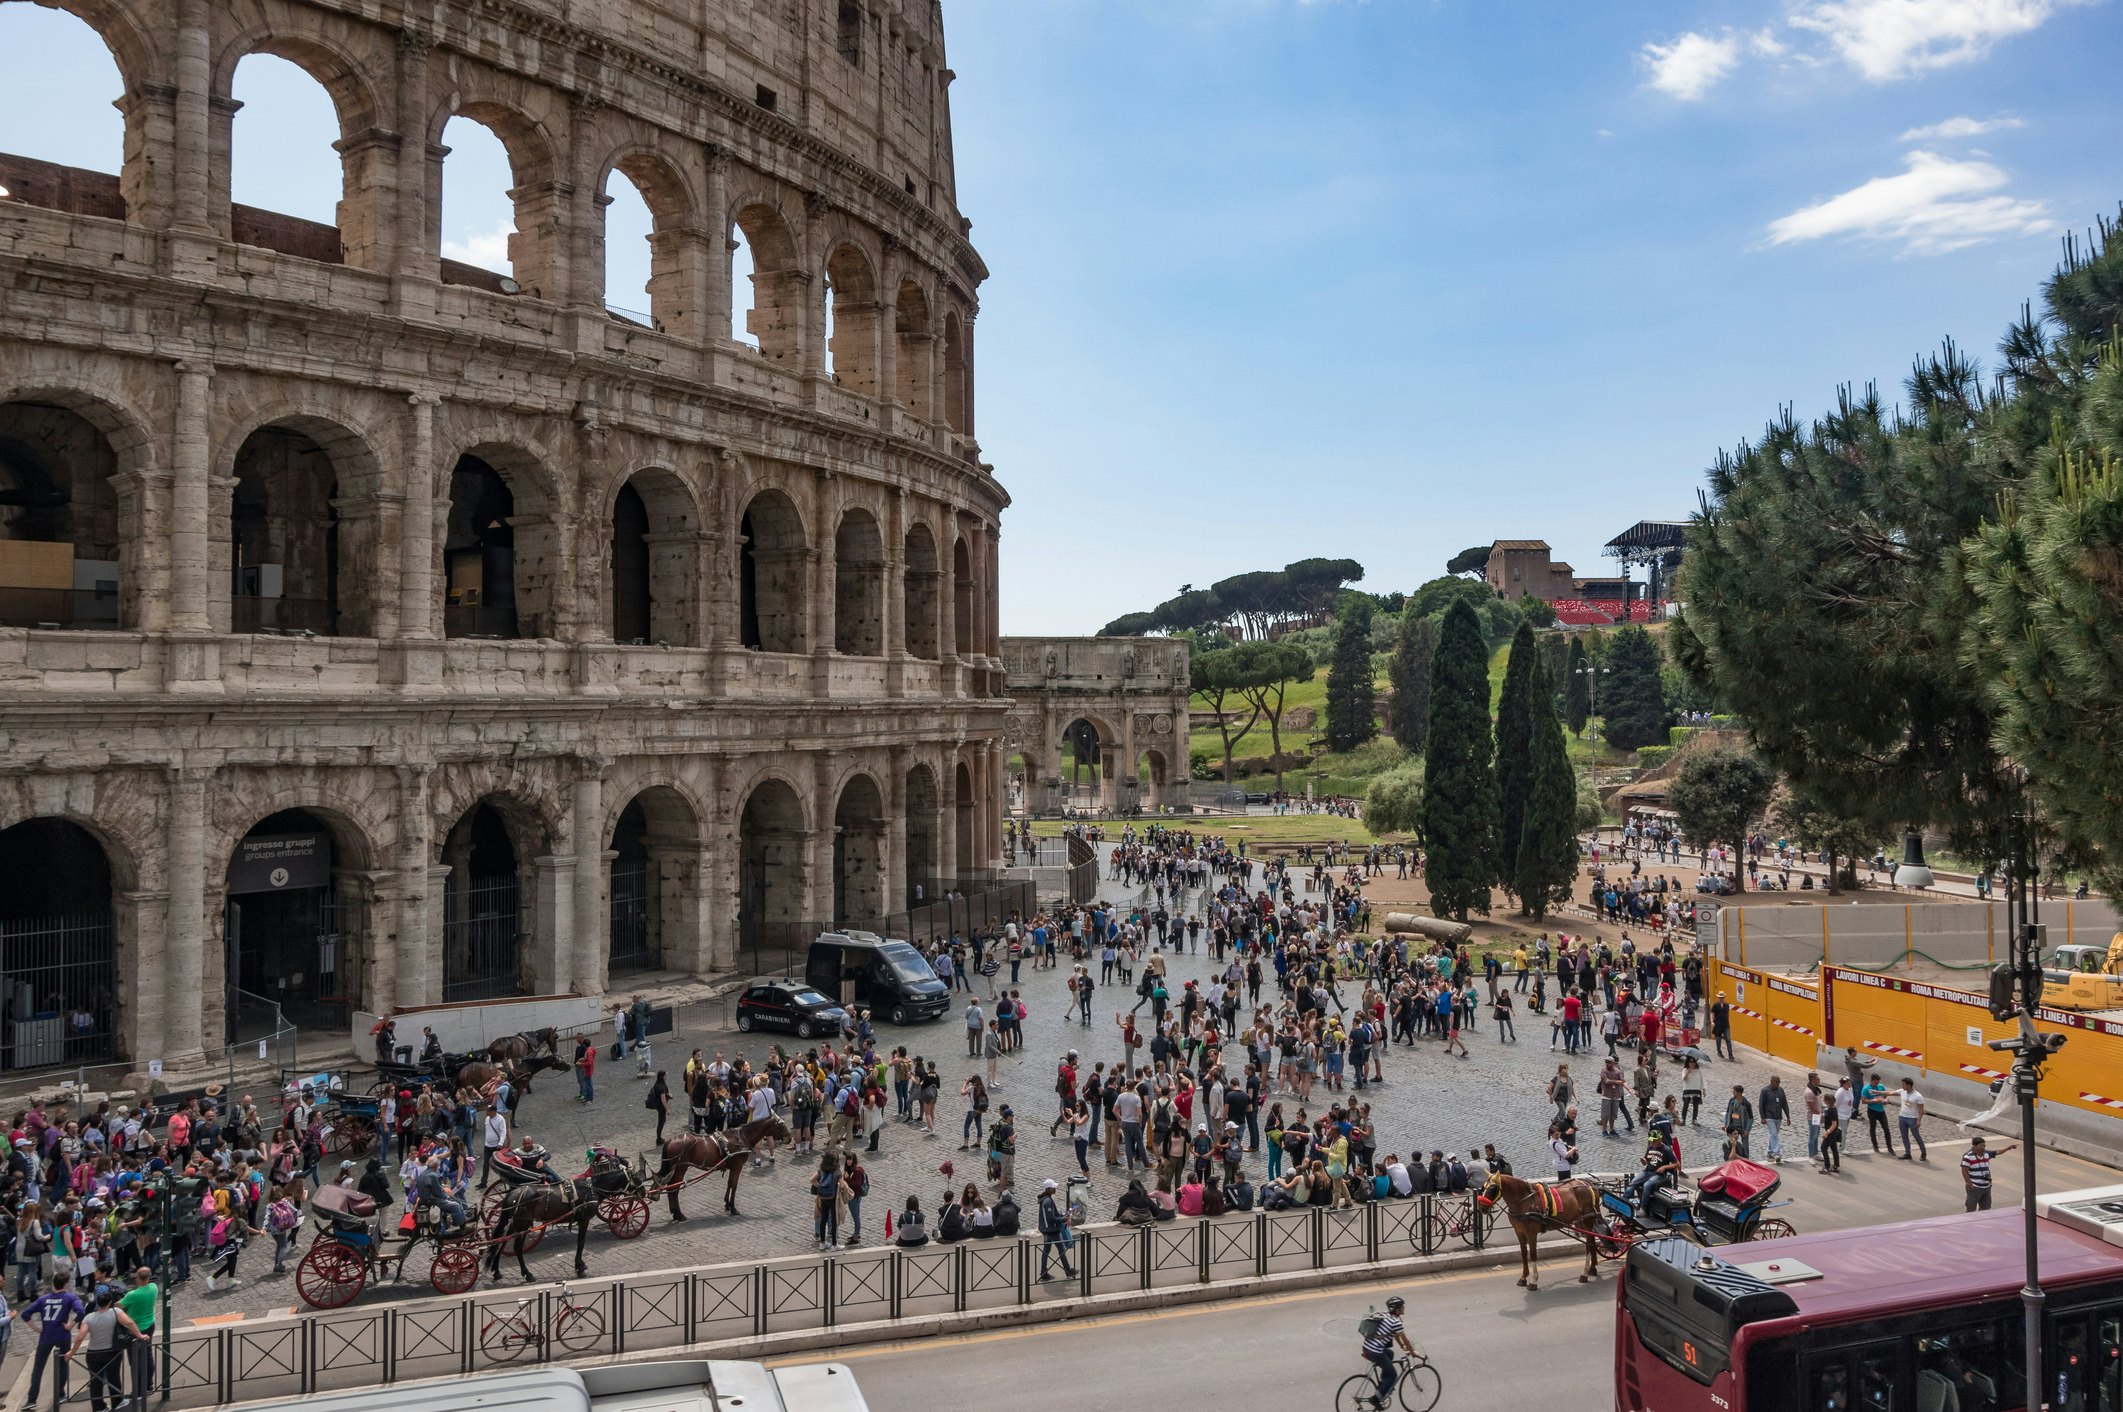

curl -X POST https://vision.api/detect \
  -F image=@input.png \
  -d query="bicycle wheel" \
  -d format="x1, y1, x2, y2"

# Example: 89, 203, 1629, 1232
1409, 1209, 1447, 1255
479, 1314, 538, 1363
1397, 1361, 1442, 1412
555, 1302, 607, 1354
1335, 1372, 1384, 1412
1459, 1205, 1497, 1248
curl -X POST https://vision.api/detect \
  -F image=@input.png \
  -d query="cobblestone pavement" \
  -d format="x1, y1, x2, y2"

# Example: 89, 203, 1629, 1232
185, 845, 2116, 1325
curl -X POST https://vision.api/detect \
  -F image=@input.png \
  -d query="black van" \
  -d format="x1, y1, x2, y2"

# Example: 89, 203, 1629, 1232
804, 931, 951, 1026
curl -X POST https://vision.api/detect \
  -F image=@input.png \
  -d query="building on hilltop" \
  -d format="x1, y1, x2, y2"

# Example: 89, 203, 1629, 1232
0, 0, 1009, 1077
1483, 540, 1577, 602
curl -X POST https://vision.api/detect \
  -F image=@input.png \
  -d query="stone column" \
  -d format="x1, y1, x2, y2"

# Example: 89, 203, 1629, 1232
704, 149, 732, 341
171, 0, 211, 237
937, 748, 959, 885
810, 472, 838, 692
398, 395, 438, 636
168, 361, 212, 632
392, 765, 434, 1009
802, 192, 828, 380
164, 767, 209, 1071
572, 759, 607, 998
885, 747, 909, 913
531, 854, 576, 998
393, 29, 433, 281
701, 754, 737, 972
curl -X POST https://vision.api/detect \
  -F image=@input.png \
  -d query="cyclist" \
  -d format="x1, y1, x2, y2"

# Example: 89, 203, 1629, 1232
1361, 1295, 1416, 1405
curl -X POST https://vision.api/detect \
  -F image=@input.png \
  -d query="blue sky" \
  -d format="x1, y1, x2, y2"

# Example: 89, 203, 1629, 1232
3, 0, 2117, 636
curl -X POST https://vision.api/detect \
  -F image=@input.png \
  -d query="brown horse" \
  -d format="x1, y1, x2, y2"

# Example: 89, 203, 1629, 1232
483, 1156, 637, 1281
486, 1027, 561, 1064
1480, 1170, 1604, 1291
456, 1053, 566, 1102
654, 1114, 791, 1219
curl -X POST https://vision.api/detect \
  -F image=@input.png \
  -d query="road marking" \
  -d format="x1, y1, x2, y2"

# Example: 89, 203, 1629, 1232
763, 1263, 1522, 1365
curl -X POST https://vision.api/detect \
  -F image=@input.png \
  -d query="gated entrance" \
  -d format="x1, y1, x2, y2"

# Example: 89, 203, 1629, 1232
0, 817, 118, 1069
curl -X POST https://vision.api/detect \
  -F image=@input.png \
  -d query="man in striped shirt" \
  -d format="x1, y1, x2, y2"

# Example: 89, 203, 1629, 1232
1960, 1135, 2017, 1211
1361, 1295, 1416, 1406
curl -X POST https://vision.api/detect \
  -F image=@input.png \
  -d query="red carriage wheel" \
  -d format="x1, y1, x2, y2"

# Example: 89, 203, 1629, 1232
429, 1244, 481, 1296
479, 1185, 509, 1224
295, 1241, 367, 1309
1593, 1217, 1636, 1261
602, 1196, 650, 1240
1751, 1218, 1797, 1242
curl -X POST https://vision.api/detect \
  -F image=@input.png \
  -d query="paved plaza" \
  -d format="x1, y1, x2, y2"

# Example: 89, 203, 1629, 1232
168, 844, 2120, 1328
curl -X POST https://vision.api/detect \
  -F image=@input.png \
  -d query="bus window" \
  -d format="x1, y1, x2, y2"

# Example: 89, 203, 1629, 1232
1809, 1344, 1902, 1412
1916, 1315, 2021, 1412
1814, 1362, 1852, 1412
2098, 1311, 2121, 1412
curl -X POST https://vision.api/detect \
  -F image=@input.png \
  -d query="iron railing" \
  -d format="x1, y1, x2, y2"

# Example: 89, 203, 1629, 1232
0, 908, 118, 1070
442, 875, 522, 1001
150, 1194, 1501, 1407
609, 858, 658, 974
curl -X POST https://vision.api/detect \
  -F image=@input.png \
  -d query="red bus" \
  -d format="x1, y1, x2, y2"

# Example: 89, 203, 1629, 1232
1616, 1190, 2123, 1411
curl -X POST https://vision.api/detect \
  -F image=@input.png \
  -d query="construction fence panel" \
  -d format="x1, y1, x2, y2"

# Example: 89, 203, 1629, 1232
1759, 973, 1824, 1068
1721, 899, 2117, 972
1708, 960, 1771, 1056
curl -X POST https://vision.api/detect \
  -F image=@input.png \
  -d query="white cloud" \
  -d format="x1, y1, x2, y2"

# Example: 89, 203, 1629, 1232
1641, 30, 1745, 99
1748, 27, 1790, 56
1897, 113, 2027, 141
1765, 149, 2053, 254
1788, 0, 2090, 81
442, 223, 515, 272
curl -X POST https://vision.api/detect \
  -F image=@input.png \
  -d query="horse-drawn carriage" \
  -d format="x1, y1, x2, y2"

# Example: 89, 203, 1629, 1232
1593, 1158, 1796, 1257
294, 1185, 485, 1309
477, 1146, 653, 1252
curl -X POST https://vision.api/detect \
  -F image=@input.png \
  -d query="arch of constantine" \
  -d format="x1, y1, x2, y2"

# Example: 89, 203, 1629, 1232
0, 0, 1007, 1075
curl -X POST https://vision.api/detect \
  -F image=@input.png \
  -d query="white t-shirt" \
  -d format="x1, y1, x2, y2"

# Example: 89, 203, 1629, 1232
1551, 1136, 1575, 1172
747, 1085, 775, 1121
1898, 1087, 1925, 1119
1385, 1161, 1412, 1197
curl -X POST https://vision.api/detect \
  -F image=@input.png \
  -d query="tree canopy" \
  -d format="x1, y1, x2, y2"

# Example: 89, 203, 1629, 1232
1325, 596, 1378, 753
1601, 625, 1670, 752
1421, 599, 1498, 920
1363, 764, 1425, 840
1388, 615, 1437, 753
1493, 620, 1539, 890
1668, 748, 1776, 892
1100, 559, 1364, 639
1514, 655, 1581, 918
1446, 544, 1492, 577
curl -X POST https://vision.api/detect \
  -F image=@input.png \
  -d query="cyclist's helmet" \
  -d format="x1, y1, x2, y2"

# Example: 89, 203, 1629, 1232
1384, 1296, 1406, 1314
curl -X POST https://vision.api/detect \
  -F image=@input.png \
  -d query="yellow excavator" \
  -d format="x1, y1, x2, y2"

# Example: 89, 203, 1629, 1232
2041, 934, 2123, 1011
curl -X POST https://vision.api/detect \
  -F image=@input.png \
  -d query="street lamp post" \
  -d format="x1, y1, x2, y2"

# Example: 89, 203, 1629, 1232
1575, 660, 1611, 800
1986, 806, 2064, 1412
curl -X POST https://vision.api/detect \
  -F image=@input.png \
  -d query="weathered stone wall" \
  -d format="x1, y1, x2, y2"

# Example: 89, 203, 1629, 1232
1002, 637, 1191, 814
0, 0, 1009, 1078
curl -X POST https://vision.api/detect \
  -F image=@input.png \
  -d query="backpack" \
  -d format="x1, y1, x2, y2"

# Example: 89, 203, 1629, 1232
1357, 1309, 1384, 1342
1055, 1067, 1072, 1097
849, 1166, 869, 1198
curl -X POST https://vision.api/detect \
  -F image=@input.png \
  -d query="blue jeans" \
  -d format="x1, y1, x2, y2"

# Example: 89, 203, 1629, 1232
578, 1070, 595, 1102
1898, 1114, 1926, 1159
1366, 1348, 1398, 1402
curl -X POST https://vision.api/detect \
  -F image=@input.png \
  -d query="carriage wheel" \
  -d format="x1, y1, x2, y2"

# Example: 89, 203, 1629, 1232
479, 1184, 509, 1225
295, 1242, 367, 1309
429, 1244, 481, 1296
321, 1125, 353, 1160
516, 1218, 547, 1253
1751, 1218, 1797, 1242
1593, 1218, 1636, 1261
602, 1196, 651, 1240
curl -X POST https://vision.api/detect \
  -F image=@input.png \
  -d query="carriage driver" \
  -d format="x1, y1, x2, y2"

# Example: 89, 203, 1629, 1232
414, 1154, 469, 1234
1625, 1131, 1681, 1211
514, 1135, 561, 1183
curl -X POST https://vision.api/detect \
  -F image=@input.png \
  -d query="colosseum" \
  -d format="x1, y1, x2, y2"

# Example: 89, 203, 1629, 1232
0, 0, 1010, 1079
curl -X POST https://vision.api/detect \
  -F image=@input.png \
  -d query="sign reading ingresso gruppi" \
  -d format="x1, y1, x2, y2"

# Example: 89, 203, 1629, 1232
227, 831, 331, 895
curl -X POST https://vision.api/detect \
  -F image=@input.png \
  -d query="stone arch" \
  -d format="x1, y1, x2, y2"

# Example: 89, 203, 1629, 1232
214, 26, 390, 268
738, 485, 808, 654
902, 520, 939, 660
831, 771, 887, 928
729, 195, 805, 368
0, 385, 152, 630
823, 241, 880, 396
942, 308, 968, 433
737, 775, 809, 966
221, 410, 384, 637
216, 802, 379, 1040
953, 758, 976, 876
441, 441, 562, 639
607, 466, 700, 646
607, 783, 699, 977
0, 814, 125, 1067
431, 94, 562, 295
904, 762, 939, 905
438, 793, 551, 1000
0, 1, 162, 224
952, 531, 974, 656
893, 280, 933, 416
833, 506, 885, 656
597, 145, 700, 335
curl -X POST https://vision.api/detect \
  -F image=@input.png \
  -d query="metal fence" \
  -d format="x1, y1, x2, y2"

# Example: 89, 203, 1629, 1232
442, 875, 522, 1001
0, 908, 117, 1070
152, 1195, 1498, 1407
1066, 835, 1098, 904
731, 877, 1039, 979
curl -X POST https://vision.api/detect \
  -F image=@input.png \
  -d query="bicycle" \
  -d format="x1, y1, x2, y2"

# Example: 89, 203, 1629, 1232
477, 1284, 608, 1361
1335, 1351, 1441, 1412
1410, 1192, 1496, 1253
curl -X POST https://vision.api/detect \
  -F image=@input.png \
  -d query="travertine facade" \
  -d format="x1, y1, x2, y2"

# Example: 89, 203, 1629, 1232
0, 0, 1008, 1077
1002, 638, 1190, 815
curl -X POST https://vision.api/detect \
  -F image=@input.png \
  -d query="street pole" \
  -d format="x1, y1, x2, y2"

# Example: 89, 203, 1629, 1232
1988, 806, 2060, 1412
157, 1182, 172, 1406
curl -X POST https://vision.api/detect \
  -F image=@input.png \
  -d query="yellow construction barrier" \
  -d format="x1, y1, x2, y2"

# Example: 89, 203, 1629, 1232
1823, 966, 2123, 1121
1708, 959, 1772, 1056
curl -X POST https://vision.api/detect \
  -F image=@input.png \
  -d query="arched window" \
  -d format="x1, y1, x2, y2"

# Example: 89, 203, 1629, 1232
832, 775, 886, 927
894, 282, 932, 415
440, 800, 538, 1001
738, 490, 807, 653
942, 309, 968, 433
609, 469, 699, 646
737, 780, 806, 964
952, 534, 974, 656
437, 110, 557, 297
730, 224, 758, 347
902, 523, 939, 660
228, 53, 347, 263
611, 480, 651, 643
230, 425, 343, 635
903, 765, 938, 906
602, 168, 655, 326
824, 244, 879, 396
0, 399, 125, 629
730, 203, 802, 369
833, 509, 884, 656
0, 7, 129, 221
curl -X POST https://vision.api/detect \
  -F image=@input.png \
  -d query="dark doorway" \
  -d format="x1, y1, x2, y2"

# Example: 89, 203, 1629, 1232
224, 808, 357, 1041
442, 802, 525, 1000
611, 480, 651, 644
444, 455, 519, 638
0, 818, 117, 1069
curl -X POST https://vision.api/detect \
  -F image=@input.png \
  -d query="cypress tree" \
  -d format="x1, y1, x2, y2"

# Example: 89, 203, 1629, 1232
1493, 620, 1538, 893
1564, 636, 1590, 736
1324, 597, 1377, 753
1388, 615, 1437, 752
1602, 625, 1670, 751
1421, 599, 1497, 920
1516, 656, 1581, 918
